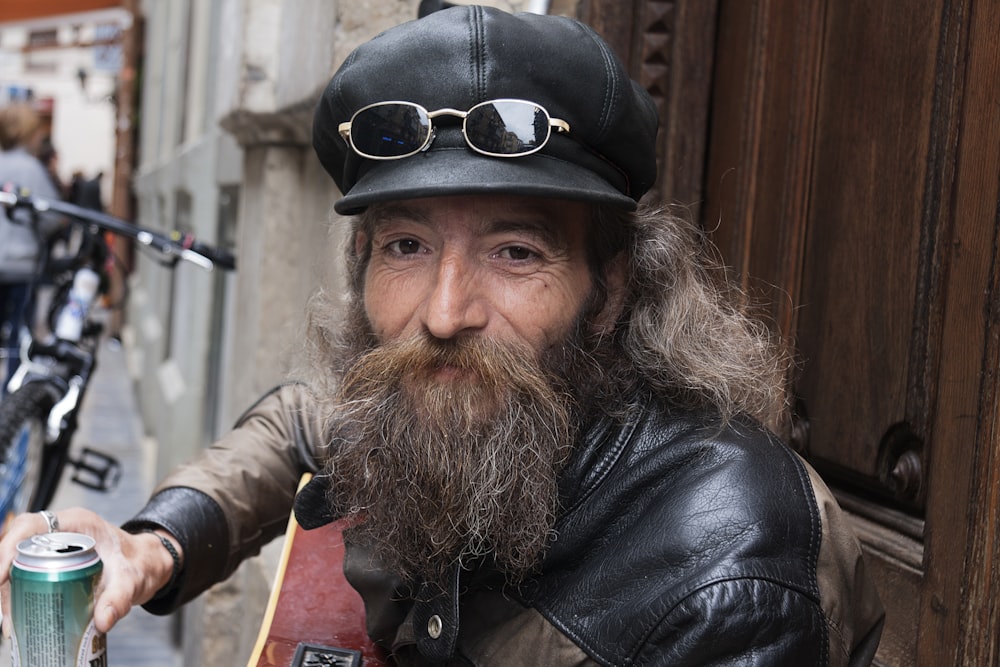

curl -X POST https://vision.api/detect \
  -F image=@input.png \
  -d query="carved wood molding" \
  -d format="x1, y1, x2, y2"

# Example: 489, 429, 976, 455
581, 0, 718, 218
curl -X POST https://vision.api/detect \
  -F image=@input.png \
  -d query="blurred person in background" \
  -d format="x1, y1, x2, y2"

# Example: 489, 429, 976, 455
37, 135, 68, 199
0, 103, 62, 393
69, 170, 104, 212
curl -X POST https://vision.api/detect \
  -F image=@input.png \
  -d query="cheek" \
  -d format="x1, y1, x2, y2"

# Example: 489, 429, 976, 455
362, 267, 421, 338
499, 275, 592, 345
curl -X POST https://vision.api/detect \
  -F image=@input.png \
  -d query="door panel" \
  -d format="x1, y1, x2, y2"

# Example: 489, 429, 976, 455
797, 0, 940, 508
698, 0, 1000, 663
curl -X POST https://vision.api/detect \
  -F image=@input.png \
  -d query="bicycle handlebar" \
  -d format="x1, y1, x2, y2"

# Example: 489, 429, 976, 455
0, 187, 236, 272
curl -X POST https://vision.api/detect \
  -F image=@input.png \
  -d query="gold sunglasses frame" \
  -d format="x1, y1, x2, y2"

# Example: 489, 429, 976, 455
338, 98, 571, 160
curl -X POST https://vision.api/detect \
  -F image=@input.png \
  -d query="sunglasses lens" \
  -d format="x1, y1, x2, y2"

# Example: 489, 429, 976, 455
465, 101, 551, 155
350, 104, 431, 158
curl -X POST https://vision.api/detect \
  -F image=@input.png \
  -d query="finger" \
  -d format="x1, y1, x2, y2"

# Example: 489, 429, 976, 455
0, 583, 8, 639
93, 598, 123, 634
92, 576, 135, 633
0, 512, 52, 585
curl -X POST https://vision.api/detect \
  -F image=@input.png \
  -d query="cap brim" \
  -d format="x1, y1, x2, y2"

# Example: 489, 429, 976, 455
333, 145, 637, 215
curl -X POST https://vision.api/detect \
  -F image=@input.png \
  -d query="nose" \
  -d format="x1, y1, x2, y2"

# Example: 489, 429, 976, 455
421, 252, 489, 339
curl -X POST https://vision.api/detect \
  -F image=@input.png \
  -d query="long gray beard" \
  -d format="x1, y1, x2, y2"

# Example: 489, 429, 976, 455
320, 331, 583, 584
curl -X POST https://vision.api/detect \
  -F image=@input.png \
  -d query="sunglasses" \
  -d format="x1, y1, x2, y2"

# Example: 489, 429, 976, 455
338, 99, 571, 160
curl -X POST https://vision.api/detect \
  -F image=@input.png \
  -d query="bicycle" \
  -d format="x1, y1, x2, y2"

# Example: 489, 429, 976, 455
0, 185, 236, 520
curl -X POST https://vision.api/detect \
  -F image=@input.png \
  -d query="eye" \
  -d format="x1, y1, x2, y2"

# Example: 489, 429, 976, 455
497, 245, 536, 261
386, 238, 423, 255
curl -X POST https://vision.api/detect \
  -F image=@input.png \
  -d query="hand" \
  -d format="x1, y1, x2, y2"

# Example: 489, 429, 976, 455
0, 508, 180, 633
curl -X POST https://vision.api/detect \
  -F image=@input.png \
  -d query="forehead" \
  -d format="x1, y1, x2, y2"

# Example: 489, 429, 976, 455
364, 195, 592, 243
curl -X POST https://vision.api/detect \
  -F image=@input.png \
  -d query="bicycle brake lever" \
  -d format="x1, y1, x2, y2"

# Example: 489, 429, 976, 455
180, 248, 215, 271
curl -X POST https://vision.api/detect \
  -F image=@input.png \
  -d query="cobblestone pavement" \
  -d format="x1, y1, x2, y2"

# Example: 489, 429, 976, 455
4, 339, 181, 667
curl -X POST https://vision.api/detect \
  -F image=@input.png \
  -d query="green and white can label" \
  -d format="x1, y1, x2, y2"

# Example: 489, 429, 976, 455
10, 532, 107, 667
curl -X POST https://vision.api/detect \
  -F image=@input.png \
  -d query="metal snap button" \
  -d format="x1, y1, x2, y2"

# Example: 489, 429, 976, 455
427, 614, 443, 639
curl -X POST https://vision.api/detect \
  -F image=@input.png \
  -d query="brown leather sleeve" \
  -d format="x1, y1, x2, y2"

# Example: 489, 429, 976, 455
804, 459, 886, 667
125, 383, 326, 611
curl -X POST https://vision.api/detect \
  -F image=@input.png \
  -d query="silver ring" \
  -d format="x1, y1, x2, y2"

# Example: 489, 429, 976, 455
38, 510, 59, 534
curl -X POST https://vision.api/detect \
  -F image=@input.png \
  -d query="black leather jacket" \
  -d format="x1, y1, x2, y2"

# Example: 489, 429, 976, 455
125, 385, 884, 666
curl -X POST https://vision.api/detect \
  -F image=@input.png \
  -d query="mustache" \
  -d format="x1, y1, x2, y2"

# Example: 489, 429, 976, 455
337, 333, 564, 411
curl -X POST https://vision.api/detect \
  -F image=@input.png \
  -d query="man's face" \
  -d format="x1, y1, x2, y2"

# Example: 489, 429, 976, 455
360, 194, 597, 355
320, 194, 622, 583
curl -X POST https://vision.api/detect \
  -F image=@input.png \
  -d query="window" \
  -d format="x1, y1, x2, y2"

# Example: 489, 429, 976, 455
27, 29, 58, 48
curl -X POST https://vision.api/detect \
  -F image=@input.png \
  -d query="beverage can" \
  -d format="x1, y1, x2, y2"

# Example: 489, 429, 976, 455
9, 532, 107, 667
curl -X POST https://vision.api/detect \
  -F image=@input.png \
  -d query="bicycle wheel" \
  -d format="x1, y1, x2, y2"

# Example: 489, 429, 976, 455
0, 382, 59, 519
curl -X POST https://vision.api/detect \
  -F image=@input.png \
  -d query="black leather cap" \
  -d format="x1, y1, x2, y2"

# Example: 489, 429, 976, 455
313, 5, 659, 215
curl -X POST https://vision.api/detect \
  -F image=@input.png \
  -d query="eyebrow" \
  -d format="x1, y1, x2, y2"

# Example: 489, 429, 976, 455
485, 218, 567, 252
367, 203, 429, 228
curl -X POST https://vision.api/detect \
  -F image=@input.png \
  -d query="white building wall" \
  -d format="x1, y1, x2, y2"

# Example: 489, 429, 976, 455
130, 0, 242, 487
0, 10, 127, 202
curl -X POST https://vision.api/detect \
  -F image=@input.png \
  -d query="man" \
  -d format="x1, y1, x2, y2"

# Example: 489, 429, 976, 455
0, 6, 884, 665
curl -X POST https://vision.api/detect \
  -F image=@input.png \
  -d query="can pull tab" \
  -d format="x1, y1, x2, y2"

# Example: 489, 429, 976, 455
31, 534, 84, 553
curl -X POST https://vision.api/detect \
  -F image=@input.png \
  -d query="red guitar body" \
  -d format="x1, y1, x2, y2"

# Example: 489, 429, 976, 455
248, 475, 390, 667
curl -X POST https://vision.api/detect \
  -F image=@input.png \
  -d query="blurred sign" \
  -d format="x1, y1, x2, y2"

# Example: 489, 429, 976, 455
93, 23, 122, 71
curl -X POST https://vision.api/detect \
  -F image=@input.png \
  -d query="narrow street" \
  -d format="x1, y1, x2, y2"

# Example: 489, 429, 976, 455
4, 337, 181, 667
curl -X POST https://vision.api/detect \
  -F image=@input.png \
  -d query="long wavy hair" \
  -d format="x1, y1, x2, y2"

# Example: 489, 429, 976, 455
304, 201, 791, 436
605, 204, 791, 434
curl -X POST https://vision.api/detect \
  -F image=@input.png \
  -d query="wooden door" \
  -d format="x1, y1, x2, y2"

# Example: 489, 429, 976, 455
583, 0, 1000, 664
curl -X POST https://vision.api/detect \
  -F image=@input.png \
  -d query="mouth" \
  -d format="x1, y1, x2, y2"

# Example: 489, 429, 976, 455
428, 364, 475, 382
